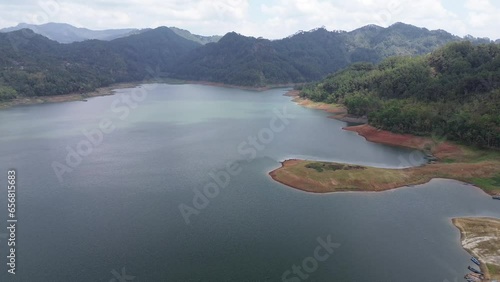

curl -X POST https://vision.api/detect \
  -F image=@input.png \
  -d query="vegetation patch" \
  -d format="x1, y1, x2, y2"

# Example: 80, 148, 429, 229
305, 162, 365, 173
471, 175, 500, 192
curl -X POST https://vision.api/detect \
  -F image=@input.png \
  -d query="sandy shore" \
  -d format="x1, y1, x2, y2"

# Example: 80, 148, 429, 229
453, 217, 500, 280
292, 96, 347, 115
287, 90, 368, 123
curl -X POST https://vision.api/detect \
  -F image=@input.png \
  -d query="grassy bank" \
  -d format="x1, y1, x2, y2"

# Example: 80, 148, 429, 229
453, 217, 500, 280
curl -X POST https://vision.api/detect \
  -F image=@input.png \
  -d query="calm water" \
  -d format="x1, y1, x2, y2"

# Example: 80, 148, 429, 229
0, 84, 498, 282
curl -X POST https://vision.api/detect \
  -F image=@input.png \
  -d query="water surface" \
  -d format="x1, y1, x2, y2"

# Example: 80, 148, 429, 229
0, 84, 498, 281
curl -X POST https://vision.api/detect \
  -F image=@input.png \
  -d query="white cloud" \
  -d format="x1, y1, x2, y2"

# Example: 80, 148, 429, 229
0, 0, 499, 39
464, 0, 500, 38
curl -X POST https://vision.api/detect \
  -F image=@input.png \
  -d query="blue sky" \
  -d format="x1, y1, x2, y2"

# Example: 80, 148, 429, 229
0, 0, 499, 39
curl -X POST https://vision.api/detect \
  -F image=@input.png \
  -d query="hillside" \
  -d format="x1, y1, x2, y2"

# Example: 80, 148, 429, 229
172, 23, 480, 86
344, 23, 461, 60
299, 42, 500, 148
0, 27, 200, 100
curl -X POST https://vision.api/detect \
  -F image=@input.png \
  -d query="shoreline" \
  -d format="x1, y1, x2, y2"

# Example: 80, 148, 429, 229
452, 217, 500, 280
270, 91, 500, 195
288, 91, 368, 124
0, 80, 298, 110
343, 124, 463, 160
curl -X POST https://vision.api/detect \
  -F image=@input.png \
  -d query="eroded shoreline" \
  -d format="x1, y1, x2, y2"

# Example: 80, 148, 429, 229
287, 91, 368, 123
271, 91, 500, 195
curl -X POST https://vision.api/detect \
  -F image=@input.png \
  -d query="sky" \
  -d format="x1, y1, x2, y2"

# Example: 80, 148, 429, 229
0, 0, 499, 40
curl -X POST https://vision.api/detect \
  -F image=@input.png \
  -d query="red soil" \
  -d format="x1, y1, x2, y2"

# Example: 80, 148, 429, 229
343, 124, 462, 159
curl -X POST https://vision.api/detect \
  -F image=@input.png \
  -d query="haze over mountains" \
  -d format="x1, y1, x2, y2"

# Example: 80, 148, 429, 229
0, 22, 498, 101
0, 23, 140, 43
0, 23, 222, 45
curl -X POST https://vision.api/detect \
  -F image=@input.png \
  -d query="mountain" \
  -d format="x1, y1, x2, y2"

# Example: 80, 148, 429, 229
300, 41, 500, 148
344, 22, 461, 60
0, 27, 200, 100
172, 23, 473, 86
1, 22, 498, 101
0, 22, 140, 43
0, 23, 223, 45
169, 27, 221, 45
173, 32, 304, 86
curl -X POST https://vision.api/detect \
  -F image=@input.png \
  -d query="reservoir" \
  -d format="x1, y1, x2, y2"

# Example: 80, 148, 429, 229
0, 84, 498, 281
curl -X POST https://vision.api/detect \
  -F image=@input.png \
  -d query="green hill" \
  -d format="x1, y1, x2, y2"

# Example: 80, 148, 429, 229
0, 27, 200, 100
300, 42, 500, 148
172, 23, 468, 86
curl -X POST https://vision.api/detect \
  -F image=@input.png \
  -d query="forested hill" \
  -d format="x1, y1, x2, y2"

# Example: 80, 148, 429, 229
0, 27, 200, 100
172, 23, 479, 86
300, 42, 500, 148
0, 22, 496, 102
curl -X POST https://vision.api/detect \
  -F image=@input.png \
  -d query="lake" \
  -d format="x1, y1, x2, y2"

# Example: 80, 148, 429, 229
0, 84, 498, 281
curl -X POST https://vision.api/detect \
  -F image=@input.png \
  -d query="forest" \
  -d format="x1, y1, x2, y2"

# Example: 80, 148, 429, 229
300, 42, 500, 148
0, 22, 485, 101
0, 27, 200, 101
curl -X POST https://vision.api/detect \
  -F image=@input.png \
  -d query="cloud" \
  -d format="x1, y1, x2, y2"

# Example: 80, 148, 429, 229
0, 0, 499, 39
252, 0, 464, 38
464, 0, 500, 38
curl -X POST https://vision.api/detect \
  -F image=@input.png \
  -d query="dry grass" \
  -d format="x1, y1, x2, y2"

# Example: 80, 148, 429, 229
453, 217, 500, 280
270, 160, 500, 194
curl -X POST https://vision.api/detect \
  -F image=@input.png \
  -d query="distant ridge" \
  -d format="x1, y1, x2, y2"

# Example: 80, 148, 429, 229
0, 22, 140, 43
173, 22, 496, 86
0, 23, 224, 45
169, 27, 221, 45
